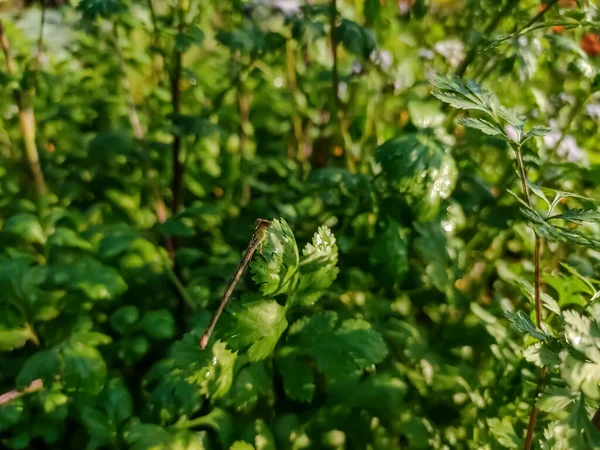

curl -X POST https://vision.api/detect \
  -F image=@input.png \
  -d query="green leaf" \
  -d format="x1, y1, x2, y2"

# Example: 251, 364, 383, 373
335, 19, 376, 59
0, 327, 36, 351
175, 25, 205, 52
457, 117, 503, 136
230, 442, 255, 450
487, 417, 520, 449
430, 73, 525, 134
3, 214, 46, 244
109, 306, 140, 334
549, 209, 600, 225
77, 0, 125, 19
139, 310, 175, 340
61, 343, 107, 395
290, 226, 339, 306
370, 219, 409, 288
173, 334, 237, 399
124, 419, 207, 450
251, 219, 299, 297
220, 296, 288, 361
376, 133, 457, 220
278, 348, 315, 402
50, 257, 127, 301
46, 228, 92, 250
504, 311, 548, 341
287, 312, 388, 377
16, 350, 61, 389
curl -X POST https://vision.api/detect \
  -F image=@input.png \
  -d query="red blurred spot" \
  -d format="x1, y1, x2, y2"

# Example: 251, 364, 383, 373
581, 33, 600, 57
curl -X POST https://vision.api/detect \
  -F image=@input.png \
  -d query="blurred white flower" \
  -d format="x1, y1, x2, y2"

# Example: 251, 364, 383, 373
370, 50, 393, 71
543, 120, 586, 163
351, 61, 363, 74
418, 48, 435, 60
434, 39, 465, 68
504, 124, 520, 143
252, 0, 300, 16
586, 103, 600, 119
557, 135, 585, 162
398, 0, 411, 15
338, 82, 348, 98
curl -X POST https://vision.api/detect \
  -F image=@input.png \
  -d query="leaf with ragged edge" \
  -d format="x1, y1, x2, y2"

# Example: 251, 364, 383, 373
564, 394, 600, 448
487, 417, 521, 449
278, 347, 315, 402
512, 278, 561, 315
46, 228, 92, 250
16, 349, 61, 389
289, 226, 339, 306
549, 209, 600, 225
219, 295, 288, 361
78, 378, 133, 448
0, 257, 58, 323
370, 219, 409, 288
0, 327, 36, 351
173, 333, 237, 399
286, 312, 387, 377
251, 219, 299, 297
124, 419, 207, 450
537, 387, 577, 413
504, 311, 548, 341
139, 310, 175, 340
430, 73, 526, 137
142, 361, 203, 423
3, 213, 46, 244
376, 133, 457, 220
458, 117, 504, 137
175, 25, 205, 52
414, 222, 452, 292
230, 442, 255, 450
335, 19, 376, 59
223, 362, 271, 411
50, 257, 127, 301
61, 342, 107, 395
77, 0, 125, 19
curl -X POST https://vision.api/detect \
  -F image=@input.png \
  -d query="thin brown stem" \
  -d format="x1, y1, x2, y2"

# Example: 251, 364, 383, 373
170, 0, 184, 215
524, 366, 548, 450
0, 379, 44, 407
0, 19, 47, 197
199, 219, 272, 349
113, 24, 175, 259
516, 145, 546, 450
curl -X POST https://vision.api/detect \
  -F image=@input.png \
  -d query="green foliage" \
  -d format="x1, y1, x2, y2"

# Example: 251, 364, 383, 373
2, 0, 600, 449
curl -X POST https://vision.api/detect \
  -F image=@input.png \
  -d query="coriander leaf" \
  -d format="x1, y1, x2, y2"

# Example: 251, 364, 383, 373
504, 311, 548, 341
220, 296, 288, 361
278, 347, 315, 402
369, 219, 409, 288
251, 219, 299, 297
290, 226, 339, 306
61, 343, 107, 395
16, 350, 61, 389
287, 312, 387, 377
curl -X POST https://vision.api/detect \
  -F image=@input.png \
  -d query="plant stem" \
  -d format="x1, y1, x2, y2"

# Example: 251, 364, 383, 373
0, 379, 44, 407
516, 145, 546, 450
454, 0, 516, 78
329, 0, 356, 173
199, 219, 272, 349
113, 24, 176, 259
0, 19, 47, 197
159, 249, 196, 310
170, 0, 184, 215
